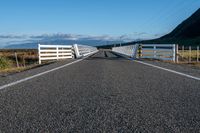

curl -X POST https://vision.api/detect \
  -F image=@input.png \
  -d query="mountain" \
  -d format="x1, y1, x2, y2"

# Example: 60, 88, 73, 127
161, 8, 200, 39
98, 8, 200, 49
140, 8, 200, 46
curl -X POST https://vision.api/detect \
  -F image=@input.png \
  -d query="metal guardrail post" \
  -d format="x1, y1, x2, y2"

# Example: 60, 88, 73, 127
172, 44, 176, 62
132, 44, 137, 58
56, 45, 59, 60
73, 44, 81, 58
153, 46, 157, 58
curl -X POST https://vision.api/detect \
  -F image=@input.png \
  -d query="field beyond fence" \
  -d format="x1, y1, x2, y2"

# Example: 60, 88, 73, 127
0, 49, 38, 73
178, 45, 199, 63
1, 45, 200, 74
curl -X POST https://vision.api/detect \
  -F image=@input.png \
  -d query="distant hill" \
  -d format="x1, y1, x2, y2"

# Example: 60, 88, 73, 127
4, 39, 119, 49
140, 8, 200, 46
161, 8, 200, 39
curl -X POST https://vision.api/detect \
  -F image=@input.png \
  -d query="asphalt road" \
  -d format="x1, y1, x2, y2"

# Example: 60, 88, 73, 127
0, 50, 200, 132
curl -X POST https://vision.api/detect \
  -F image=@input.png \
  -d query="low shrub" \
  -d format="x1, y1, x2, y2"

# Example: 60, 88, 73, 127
0, 57, 11, 70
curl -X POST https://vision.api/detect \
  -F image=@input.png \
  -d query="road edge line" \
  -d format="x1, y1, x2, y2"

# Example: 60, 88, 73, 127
0, 59, 84, 90
104, 51, 200, 81
133, 60, 200, 81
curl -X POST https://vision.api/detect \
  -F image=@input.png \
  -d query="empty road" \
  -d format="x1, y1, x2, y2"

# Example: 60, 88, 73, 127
0, 51, 200, 132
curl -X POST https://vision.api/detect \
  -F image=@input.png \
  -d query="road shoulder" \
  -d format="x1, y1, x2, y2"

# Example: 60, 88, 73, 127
135, 59, 200, 79
0, 59, 76, 86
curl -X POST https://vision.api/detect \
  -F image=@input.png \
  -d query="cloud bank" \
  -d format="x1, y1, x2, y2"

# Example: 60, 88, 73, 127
0, 33, 162, 48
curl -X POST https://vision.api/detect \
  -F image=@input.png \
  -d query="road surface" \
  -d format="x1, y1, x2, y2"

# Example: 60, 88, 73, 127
0, 50, 200, 132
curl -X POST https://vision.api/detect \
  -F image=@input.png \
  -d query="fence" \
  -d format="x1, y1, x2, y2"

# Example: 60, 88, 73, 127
112, 45, 139, 58
73, 44, 98, 58
0, 49, 38, 68
38, 44, 73, 64
178, 45, 199, 63
141, 44, 176, 62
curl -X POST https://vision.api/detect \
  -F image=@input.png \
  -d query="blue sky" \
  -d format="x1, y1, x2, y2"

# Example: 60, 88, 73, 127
0, 0, 199, 47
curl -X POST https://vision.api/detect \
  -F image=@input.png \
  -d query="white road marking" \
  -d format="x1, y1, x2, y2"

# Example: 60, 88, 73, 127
133, 60, 200, 81
0, 59, 84, 90
0, 51, 99, 90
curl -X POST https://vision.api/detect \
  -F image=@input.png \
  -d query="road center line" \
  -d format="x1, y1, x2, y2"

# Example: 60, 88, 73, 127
133, 60, 200, 81
0, 59, 84, 90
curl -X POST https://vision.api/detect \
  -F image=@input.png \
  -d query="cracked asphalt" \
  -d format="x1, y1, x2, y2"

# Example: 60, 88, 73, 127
0, 50, 200, 132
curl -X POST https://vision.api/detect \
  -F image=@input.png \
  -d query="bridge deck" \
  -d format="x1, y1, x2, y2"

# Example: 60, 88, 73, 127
0, 51, 200, 132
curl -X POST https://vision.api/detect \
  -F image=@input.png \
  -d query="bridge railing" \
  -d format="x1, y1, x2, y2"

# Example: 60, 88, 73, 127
112, 44, 177, 62
38, 44, 73, 64
112, 45, 139, 58
38, 44, 98, 64
141, 44, 176, 61
73, 44, 98, 58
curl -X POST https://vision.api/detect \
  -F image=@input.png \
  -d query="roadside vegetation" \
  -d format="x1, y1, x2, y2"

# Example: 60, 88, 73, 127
177, 50, 200, 68
0, 49, 38, 74
179, 50, 199, 60
0, 57, 11, 70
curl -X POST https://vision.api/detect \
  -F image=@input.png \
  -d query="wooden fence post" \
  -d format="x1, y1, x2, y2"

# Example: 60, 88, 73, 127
176, 44, 179, 63
23, 55, 26, 67
189, 46, 192, 63
197, 46, 199, 62
182, 45, 184, 59
15, 52, 19, 68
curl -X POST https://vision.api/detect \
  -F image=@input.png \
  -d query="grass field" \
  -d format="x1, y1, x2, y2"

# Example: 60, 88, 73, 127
178, 50, 200, 62
0, 49, 38, 74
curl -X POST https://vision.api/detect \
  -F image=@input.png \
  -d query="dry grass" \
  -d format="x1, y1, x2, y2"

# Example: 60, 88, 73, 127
139, 49, 200, 68
178, 50, 200, 64
0, 65, 35, 74
175, 50, 200, 68
0, 49, 39, 74
179, 50, 199, 59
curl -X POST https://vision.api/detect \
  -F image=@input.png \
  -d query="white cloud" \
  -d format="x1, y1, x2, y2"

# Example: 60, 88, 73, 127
0, 32, 162, 48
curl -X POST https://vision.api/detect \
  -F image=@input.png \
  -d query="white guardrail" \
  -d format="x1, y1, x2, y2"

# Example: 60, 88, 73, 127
73, 44, 98, 58
112, 44, 176, 62
38, 44, 73, 64
141, 44, 176, 61
112, 45, 139, 58
38, 44, 98, 64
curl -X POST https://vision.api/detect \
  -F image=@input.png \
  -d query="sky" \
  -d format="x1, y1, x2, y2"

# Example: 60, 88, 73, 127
0, 0, 200, 47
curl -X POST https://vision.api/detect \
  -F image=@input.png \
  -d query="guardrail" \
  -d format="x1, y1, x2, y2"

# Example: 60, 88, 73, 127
38, 44, 73, 64
73, 44, 98, 58
141, 44, 176, 61
111, 44, 177, 62
38, 44, 98, 64
112, 45, 139, 58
